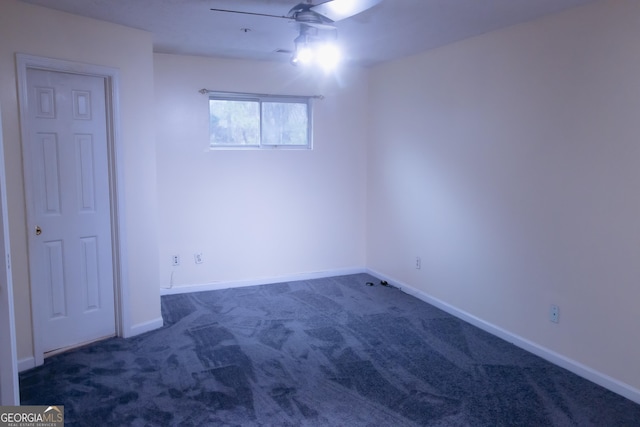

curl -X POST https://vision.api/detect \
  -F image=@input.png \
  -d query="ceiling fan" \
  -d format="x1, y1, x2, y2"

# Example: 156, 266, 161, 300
210, 0, 384, 68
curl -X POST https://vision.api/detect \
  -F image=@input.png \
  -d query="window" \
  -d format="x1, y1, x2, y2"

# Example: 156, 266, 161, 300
208, 92, 313, 149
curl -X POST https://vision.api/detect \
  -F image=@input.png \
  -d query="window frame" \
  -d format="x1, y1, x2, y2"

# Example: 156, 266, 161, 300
207, 91, 314, 150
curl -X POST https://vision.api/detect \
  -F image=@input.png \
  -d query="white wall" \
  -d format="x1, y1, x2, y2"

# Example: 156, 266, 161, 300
0, 104, 19, 404
367, 0, 640, 394
0, 0, 162, 365
154, 54, 368, 290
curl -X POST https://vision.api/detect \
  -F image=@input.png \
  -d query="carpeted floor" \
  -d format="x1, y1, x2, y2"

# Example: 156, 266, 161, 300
20, 273, 640, 426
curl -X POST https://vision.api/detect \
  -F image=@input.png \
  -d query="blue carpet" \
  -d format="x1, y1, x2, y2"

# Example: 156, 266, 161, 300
20, 273, 640, 426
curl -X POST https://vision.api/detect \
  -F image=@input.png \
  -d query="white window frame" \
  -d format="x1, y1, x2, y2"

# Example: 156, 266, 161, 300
207, 91, 314, 150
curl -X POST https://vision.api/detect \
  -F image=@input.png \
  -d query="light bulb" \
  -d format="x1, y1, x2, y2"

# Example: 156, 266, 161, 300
297, 45, 314, 64
316, 42, 341, 72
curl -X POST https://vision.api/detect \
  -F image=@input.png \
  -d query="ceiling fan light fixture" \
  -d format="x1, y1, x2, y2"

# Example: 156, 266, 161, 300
292, 31, 313, 65
291, 40, 341, 70
291, 25, 341, 71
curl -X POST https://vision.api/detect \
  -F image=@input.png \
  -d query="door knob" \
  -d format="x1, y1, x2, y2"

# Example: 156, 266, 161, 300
35, 225, 42, 235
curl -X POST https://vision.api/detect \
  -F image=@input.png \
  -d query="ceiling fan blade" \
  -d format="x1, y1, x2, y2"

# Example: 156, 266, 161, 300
302, 21, 337, 31
310, 0, 383, 22
209, 8, 291, 21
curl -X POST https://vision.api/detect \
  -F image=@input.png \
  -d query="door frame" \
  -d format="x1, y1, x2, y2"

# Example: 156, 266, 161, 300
16, 53, 130, 366
0, 103, 19, 404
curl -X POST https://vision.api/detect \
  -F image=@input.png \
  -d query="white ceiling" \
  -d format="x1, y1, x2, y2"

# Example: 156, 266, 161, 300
19, 0, 599, 67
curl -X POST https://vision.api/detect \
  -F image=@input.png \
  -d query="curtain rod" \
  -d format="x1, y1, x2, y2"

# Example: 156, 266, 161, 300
199, 88, 324, 100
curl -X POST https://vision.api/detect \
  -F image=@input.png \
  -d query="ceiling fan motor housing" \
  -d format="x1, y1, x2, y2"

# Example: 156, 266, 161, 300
294, 10, 333, 25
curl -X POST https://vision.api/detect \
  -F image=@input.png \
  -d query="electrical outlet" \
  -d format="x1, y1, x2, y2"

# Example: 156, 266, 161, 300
172, 255, 180, 266
194, 253, 203, 264
549, 304, 559, 323
415, 256, 421, 270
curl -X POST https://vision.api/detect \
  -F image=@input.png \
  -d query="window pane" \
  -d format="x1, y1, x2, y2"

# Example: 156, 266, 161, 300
262, 102, 308, 146
209, 99, 259, 146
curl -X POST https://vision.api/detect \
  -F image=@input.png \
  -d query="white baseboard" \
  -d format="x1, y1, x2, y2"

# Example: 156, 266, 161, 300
123, 317, 164, 338
366, 268, 640, 405
17, 356, 35, 373
17, 319, 163, 371
160, 267, 367, 296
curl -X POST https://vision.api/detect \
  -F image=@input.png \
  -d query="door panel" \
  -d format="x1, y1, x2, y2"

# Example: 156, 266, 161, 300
25, 69, 115, 353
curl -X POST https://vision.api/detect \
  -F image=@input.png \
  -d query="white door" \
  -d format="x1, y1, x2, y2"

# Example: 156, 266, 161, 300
0, 104, 19, 405
24, 68, 115, 354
